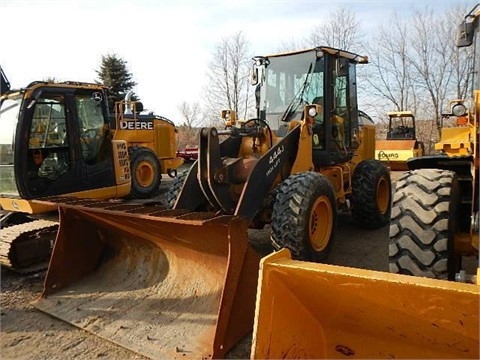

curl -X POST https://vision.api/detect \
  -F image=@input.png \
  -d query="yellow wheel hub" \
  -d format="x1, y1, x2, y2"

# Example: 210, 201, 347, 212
309, 196, 333, 252
136, 160, 155, 187
376, 176, 390, 215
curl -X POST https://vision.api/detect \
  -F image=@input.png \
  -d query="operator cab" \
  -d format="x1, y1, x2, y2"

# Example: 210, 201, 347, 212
0, 82, 116, 200
386, 111, 416, 140
252, 46, 368, 166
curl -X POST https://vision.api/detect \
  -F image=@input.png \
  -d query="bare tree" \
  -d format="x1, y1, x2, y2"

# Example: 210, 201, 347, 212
203, 31, 255, 123
362, 3, 472, 142
309, 6, 364, 52
362, 12, 416, 121
276, 38, 309, 53
408, 7, 456, 131
176, 101, 203, 149
448, 4, 475, 100
177, 101, 203, 129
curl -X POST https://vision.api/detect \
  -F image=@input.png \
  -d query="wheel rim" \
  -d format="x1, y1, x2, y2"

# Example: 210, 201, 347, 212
309, 196, 333, 252
376, 176, 390, 214
135, 160, 155, 187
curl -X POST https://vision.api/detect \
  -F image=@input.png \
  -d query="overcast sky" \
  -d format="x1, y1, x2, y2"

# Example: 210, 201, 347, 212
1, 0, 473, 123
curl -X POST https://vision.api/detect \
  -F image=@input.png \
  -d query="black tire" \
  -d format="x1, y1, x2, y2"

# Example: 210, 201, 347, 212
352, 159, 391, 228
271, 172, 337, 262
164, 171, 188, 209
129, 147, 162, 199
389, 169, 459, 280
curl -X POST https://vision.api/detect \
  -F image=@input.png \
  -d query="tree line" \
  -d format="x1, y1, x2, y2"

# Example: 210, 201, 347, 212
96, 3, 475, 152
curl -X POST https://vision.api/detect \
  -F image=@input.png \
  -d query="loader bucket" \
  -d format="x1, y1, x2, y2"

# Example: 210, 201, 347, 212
34, 200, 261, 359
252, 249, 479, 359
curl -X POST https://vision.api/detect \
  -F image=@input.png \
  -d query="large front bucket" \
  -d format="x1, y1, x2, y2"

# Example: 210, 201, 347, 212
252, 249, 479, 359
34, 200, 260, 359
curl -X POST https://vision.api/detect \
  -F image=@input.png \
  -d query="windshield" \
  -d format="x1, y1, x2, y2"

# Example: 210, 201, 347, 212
0, 96, 22, 195
260, 50, 323, 130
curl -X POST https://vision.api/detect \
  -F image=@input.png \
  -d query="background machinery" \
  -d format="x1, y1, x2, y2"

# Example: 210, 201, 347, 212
112, 91, 183, 198
375, 110, 425, 170
252, 4, 479, 359
0, 77, 182, 272
388, 3, 479, 281
34, 46, 391, 359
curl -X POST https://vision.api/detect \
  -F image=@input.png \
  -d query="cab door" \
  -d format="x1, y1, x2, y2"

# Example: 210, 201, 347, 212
15, 86, 116, 199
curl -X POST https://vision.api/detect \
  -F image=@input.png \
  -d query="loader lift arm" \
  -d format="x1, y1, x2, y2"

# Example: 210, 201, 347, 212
174, 122, 300, 222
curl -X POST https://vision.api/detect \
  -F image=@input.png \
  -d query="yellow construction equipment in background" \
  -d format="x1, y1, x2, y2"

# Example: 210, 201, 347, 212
112, 90, 183, 198
252, 4, 479, 358
34, 46, 391, 359
375, 111, 425, 170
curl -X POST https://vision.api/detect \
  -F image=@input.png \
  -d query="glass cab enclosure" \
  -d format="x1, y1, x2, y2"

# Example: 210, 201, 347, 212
0, 83, 116, 200
253, 47, 368, 166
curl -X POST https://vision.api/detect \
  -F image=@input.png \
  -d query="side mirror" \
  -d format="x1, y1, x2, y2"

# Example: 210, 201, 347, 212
456, 21, 474, 47
221, 109, 236, 126
250, 65, 258, 85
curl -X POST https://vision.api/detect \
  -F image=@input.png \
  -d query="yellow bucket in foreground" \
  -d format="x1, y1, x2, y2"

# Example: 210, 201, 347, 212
252, 249, 479, 359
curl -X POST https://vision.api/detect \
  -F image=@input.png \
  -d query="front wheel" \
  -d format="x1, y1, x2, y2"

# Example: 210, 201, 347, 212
389, 169, 459, 280
271, 172, 337, 262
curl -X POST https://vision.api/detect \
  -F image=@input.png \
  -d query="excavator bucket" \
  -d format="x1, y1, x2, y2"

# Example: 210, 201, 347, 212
34, 199, 260, 359
252, 249, 479, 359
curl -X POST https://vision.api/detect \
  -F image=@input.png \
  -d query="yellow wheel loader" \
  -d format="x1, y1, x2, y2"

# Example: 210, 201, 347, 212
0, 77, 182, 272
375, 110, 425, 170
34, 47, 391, 359
112, 90, 183, 198
252, 4, 479, 359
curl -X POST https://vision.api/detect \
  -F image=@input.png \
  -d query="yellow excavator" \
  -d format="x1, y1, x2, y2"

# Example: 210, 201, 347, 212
0, 77, 182, 272
252, 4, 479, 359
34, 46, 391, 359
375, 110, 425, 170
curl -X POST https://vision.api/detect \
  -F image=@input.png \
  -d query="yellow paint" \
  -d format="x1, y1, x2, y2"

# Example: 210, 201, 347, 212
375, 149, 420, 162
290, 121, 314, 174
0, 197, 57, 214
435, 126, 475, 156
252, 249, 480, 359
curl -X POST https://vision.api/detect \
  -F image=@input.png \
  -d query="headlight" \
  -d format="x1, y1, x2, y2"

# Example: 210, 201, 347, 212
308, 107, 317, 117
452, 102, 467, 117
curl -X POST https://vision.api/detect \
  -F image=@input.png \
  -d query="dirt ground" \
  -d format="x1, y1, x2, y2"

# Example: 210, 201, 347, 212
0, 169, 397, 360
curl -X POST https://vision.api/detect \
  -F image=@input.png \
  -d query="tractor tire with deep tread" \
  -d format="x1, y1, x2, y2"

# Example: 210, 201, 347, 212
164, 171, 188, 209
389, 169, 459, 280
271, 172, 337, 262
352, 159, 391, 228
129, 147, 162, 199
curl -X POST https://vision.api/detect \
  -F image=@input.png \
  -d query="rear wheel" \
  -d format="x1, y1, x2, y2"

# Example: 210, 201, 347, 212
389, 169, 459, 280
271, 172, 337, 262
352, 159, 391, 228
129, 147, 161, 199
